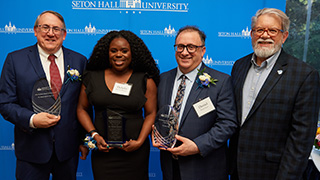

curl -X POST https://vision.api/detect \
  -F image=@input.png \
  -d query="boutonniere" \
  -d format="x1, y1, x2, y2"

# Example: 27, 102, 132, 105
314, 127, 320, 151
65, 65, 81, 84
196, 68, 218, 89
83, 134, 98, 151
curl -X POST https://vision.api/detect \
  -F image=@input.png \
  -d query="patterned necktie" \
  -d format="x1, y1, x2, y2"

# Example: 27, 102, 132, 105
173, 75, 186, 117
48, 54, 62, 99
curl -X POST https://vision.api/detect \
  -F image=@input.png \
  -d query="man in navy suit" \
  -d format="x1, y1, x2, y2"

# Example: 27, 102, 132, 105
229, 8, 320, 180
0, 11, 88, 180
153, 26, 238, 180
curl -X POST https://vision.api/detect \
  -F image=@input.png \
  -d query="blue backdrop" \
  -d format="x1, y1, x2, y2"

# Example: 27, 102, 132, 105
0, 0, 286, 179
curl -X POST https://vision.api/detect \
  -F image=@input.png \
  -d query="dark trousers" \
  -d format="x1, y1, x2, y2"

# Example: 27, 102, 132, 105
16, 149, 79, 180
303, 160, 320, 180
172, 158, 181, 180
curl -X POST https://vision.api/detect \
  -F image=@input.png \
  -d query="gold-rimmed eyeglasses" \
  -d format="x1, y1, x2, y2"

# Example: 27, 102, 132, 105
252, 27, 284, 37
174, 44, 204, 53
37, 24, 65, 34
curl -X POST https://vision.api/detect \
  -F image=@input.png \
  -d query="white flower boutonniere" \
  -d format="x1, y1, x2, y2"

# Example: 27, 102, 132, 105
65, 65, 81, 84
83, 135, 98, 151
196, 68, 218, 89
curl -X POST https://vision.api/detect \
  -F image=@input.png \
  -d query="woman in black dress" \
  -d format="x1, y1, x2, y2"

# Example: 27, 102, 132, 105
77, 30, 159, 180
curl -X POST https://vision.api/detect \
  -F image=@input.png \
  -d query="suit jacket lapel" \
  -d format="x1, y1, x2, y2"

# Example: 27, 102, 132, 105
28, 44, 46, 79
235, 55, 252, 123
59, 47, 71, 96
245, 51, 288, 122
164, 69, 177, 106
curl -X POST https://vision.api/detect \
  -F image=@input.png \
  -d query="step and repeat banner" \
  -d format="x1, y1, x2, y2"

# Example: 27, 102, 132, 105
0, 0, 285, 179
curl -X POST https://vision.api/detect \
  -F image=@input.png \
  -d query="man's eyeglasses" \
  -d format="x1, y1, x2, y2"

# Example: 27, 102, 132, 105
252, 27, 284, 37
37, 24, 65, 34
174, 44, 204, 53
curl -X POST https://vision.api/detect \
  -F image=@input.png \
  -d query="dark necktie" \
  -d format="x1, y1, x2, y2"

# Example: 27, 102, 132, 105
173, 75, 186, 117
48, 54, 62, 99
172, 75, 186, 158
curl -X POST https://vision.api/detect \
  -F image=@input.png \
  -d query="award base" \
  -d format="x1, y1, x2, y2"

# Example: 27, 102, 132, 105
108, 144, 123, 148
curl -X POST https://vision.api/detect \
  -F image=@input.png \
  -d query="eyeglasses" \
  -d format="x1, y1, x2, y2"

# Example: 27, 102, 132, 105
174, 44, 204, 53
252, 27, 284, 37
37, 24, 65, 34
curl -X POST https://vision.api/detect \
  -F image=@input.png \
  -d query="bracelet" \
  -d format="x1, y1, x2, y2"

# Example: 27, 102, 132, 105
89, 130, 97, 135
91, 132, 99, 138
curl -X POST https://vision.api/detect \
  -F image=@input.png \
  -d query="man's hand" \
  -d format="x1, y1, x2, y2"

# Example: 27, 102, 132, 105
167, 135, 200, 156
33, 112, 60, 128
79, 145, 89, 160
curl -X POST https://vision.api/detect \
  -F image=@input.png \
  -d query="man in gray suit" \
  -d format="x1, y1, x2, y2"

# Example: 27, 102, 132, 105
153, 26, 238, 180
229, 8, 320, 180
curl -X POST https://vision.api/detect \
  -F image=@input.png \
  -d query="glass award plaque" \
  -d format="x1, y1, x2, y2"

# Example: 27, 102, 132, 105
32, 78, 61, 116
153, 105, 179, 149
102, 109, 127, 147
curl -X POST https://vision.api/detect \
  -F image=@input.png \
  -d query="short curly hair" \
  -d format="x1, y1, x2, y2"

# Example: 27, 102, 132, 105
87, 30, 160, 85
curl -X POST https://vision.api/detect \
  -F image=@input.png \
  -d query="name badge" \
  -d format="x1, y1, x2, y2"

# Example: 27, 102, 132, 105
112, 82, 133, 96
193, 97, 215, 117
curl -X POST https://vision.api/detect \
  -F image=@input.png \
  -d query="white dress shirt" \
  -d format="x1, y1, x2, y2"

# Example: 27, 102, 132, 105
170, 62, 202, 125
38, 44, 65, 83
29, 45, 65, 128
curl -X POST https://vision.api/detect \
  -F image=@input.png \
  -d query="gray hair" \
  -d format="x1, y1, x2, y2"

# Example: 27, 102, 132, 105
251, 8, 290, 32
34, 10, 66, 30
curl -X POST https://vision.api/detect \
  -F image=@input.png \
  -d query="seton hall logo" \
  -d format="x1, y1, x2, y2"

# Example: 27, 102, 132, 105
0, 21, 116, 35
202, 55, 234, 66
140, 25, 176, 36
71, 0, 189, 13
85, 23, 96, 33
218, 26, 251, 38
5, 22, 17, 32
121, 0, 141, 8
65, 23, 118, 35
0, 143, 15, 151
0, 22, 33, 34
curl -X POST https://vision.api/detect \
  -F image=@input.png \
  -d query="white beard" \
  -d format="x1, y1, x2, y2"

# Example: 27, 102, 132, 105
253, 38, 282, 58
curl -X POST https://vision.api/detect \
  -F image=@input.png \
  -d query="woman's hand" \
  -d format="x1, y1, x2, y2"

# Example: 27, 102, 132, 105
121, 139, 142, 152
94, 134, 113, 152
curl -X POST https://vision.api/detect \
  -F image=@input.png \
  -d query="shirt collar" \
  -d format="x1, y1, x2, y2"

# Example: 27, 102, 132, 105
176, 62, 202, 82
251, 49, 281, 70
37, 44, 63, 61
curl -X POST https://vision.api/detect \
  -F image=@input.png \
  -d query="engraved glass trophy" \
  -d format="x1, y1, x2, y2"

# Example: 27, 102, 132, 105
153, 105, 179, 149
102, 109, 127, 147
32, 78, 61, 116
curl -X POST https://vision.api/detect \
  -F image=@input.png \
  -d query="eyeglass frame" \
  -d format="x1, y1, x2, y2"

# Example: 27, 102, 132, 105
36, 24, 65, 34
252, 27, 284, 37
174, 44, 205, 53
